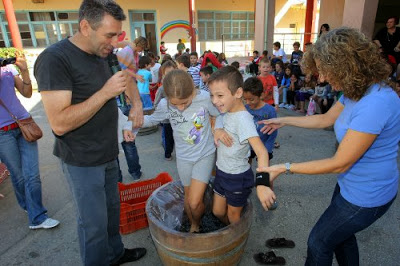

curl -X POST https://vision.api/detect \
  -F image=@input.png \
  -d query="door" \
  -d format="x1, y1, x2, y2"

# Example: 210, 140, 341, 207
129, 11, 158, 55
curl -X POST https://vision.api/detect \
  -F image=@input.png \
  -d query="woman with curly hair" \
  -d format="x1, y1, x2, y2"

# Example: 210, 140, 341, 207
258, 27, 400, 265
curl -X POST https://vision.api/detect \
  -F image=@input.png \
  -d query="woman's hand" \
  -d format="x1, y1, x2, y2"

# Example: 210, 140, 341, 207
15, 55, 28, 72
257, 164, 286, 182
135, 74, 145, 83
214, 129, 233, 147
258, 118, 285, 135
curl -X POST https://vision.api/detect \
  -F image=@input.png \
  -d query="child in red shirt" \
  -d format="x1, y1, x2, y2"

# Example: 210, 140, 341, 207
257, 58, 279, 110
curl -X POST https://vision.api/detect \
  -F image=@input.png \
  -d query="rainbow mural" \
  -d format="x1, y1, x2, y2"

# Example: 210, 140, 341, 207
160, 20, 197, 39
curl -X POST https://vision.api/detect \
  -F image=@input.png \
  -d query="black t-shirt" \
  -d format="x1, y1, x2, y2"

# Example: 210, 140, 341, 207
374, 27, 400, 56
291, 50, 303, 64
34, 38, 119, 167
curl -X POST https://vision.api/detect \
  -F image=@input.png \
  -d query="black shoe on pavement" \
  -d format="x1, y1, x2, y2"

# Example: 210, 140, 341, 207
111, 248, 146, 266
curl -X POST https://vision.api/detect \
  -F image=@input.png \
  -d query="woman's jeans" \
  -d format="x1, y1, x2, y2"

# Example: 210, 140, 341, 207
0, 128, 48, 225
305, 184, 396, 266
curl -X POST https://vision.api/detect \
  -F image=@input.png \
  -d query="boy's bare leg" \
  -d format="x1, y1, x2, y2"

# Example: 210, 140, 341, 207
227, 205, 243, 224
212, 193, 229, 225
188, 179, 207, 232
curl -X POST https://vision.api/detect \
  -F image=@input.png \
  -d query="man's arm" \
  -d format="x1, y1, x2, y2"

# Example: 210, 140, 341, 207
41, 71, 128, 136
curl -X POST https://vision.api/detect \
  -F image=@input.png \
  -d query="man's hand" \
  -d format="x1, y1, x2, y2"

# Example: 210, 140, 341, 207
214, 129, 233, 147
135, 74, 145, 83
129, 104, 144, 128
102, 71, 128, 100
256, 186, 276, 211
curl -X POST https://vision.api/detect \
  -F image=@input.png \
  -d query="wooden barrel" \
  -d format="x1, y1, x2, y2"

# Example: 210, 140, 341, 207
146, 181, 253, 266
138, 107, 158, 136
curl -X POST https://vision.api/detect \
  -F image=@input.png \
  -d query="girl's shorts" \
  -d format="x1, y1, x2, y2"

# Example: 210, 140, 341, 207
176, 152, 216, 186
213, 167, 254, 207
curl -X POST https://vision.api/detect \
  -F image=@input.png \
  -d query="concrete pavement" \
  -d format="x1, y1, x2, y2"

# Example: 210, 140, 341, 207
0, 93, 399, 266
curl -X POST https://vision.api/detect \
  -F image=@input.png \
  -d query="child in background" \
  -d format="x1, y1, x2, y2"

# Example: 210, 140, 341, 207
218, 53, 229, 66
176, 54, 191, 73
249, 50, 260, 75
296, 73, 315, 113
160, 41, 168, 58
272, 42, 288, 63
148, 52, 161, 102
291, 42, 303, 76
278, 66, 292, 108
243, 77, 277, 161
125, 70, 221, 233
257, 58, 279, 110
199, 66, 213, 92
231, 61, 240, 70
274, 60, 284, 87
137, 56, 153, 109
311, 78, 331, 113
188, 52, 201, 87
287, 73, 302, 110
154, 60, 177, 161
209, 66, 276, 225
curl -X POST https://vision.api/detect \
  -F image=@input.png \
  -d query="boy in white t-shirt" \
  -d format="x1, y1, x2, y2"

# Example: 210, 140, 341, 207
209, 66, 276, 225
272, 41, 288, 63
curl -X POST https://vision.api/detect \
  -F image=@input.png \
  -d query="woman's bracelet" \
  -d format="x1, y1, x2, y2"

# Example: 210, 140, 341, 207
23, 80, 31, 85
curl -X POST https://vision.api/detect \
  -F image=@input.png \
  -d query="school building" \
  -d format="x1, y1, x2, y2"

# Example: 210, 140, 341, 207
0, 0, 398, 57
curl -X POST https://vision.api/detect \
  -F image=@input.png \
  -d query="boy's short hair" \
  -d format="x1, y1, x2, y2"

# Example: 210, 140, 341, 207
200, 65, 213, 76
259, 57, 270, 65
253, 50, 259, 55
273, 42, 281, 48
231, 61, 240, 69
160, 60, 177, 75
293, 41, 300, 47
243, 77, 264, 97
176, 54, 190, 68
262, 50, 268, 57
161, 41, 165, 44
138, 56, 151, 69
190, 51, 198, 58
208, 66, 243, 95
147, 51, 156, 59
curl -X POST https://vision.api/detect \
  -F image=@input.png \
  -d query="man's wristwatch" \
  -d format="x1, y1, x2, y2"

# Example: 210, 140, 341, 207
285, 162, 292, 174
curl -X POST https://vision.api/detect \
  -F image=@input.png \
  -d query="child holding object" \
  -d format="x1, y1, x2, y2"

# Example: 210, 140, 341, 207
124, 69, 224, 233
210, 66, 276, 225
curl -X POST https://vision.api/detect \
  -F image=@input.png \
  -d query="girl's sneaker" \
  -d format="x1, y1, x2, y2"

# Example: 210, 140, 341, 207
278, 103, 286, 108
29, 218, 60, 230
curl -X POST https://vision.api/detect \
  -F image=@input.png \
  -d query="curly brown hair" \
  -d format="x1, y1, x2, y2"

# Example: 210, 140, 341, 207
301, 27, 392, 101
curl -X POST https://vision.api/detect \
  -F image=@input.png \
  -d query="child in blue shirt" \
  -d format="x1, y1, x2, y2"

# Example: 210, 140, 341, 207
243, 77, 278, 159
137, 56, 153, 109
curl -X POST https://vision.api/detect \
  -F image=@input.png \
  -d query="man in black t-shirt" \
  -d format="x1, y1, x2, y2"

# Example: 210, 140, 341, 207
374, 16, 400, 66
34, 1, 145, 265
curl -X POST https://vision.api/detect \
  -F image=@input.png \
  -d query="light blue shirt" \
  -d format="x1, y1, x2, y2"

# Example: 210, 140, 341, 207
137, 69, 152, 94
335, 83, 400, 207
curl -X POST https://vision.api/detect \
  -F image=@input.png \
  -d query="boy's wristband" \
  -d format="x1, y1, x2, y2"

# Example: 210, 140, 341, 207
255, 172, 270, 187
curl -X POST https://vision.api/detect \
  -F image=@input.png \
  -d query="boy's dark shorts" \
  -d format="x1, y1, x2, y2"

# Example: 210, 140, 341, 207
249, 150, 273, 161
213, 167, 254, 207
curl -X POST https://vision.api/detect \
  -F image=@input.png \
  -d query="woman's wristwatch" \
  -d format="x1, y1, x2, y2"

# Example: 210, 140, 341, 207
285, 162, 292, 174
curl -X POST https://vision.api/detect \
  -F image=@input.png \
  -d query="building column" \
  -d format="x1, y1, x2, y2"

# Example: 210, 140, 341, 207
254, 0, 275, 55
188, 0, 197, 52
2, 0, 22, 49
303, 0, 315, 47
342, 0, 379, 39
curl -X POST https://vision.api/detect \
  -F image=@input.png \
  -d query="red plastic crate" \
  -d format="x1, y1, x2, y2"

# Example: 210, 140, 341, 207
118, 172, 173, 234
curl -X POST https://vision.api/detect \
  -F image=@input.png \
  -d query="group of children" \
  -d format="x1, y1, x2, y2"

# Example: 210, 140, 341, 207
120, 50, 279, 232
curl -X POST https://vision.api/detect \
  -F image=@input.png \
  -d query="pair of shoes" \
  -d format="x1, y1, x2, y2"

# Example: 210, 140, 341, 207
268, 201, 278, 211
111, 248, 147, 266
266, 238, 295, 248
29, 218, 60, 230
253, 251, 286, 265
278, 103, 286, 108
165, 156, 173, 161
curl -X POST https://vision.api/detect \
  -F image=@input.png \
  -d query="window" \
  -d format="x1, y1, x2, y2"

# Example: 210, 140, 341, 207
0, 11, 79, 48
197, 11, 254, 41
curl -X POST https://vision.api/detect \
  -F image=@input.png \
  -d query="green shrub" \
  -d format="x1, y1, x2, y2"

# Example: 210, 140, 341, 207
0, 47, 24, 58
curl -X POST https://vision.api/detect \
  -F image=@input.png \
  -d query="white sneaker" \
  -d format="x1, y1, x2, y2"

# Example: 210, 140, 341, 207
284, 104, 290, 109
289, 104, 296, 110
29, 218, 60, 230
278, 103, 286, 108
